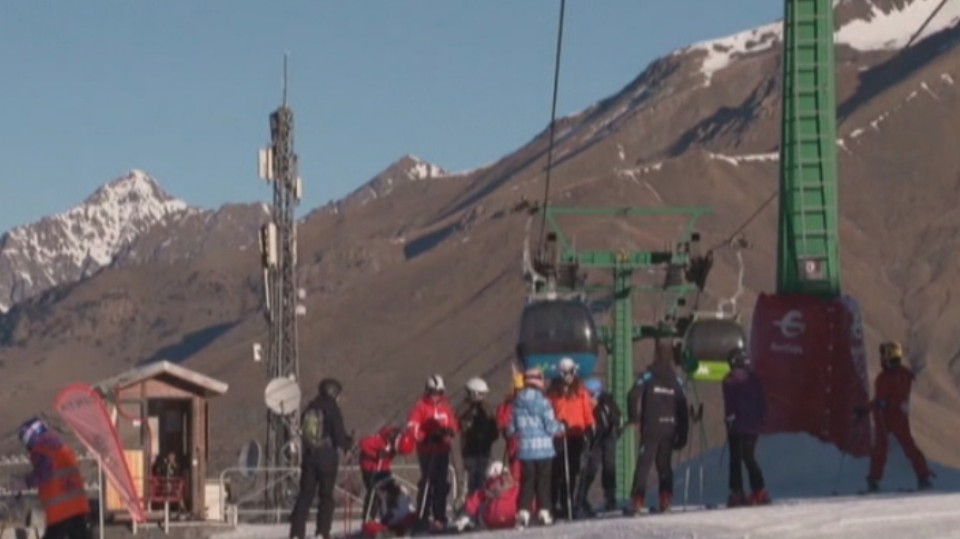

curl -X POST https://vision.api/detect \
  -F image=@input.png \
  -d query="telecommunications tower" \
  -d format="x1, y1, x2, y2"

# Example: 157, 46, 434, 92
257, 54, 305, 508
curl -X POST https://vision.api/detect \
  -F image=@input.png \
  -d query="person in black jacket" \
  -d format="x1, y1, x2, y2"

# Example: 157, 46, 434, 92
290, 378, 353, 539
456, 377, 500, 494
626, 340, 689, 514
573, 377, 622, 516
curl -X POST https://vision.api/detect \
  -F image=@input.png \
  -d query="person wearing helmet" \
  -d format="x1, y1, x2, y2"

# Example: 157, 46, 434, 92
573, 377, 622, 516
456, 377, 500, 494
625, 340, 689, 515
508, 368, 564, 528
722, 348, 770, 507
546, 357, 595, 520
290, 378, 353, 539
15, 416, 91, 539
453, 460, 519, 532
859, 341, 933, 492
405, 374, 459, 532
495, 371, 526, 483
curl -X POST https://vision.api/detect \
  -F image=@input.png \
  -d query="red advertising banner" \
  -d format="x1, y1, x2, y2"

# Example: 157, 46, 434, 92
54, 383, 146, 523
751, 293, 871, 456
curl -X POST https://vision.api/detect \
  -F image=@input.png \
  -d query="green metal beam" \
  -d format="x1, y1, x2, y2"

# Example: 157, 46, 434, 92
609, 268, 635, 502
777, 0, 840, 297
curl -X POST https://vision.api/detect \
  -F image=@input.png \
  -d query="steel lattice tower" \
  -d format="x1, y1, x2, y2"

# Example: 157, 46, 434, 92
257, 56, 304, 508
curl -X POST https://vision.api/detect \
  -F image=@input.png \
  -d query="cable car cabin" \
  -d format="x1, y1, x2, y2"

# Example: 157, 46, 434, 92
681, 316, 746, 382
517, 299, 600, 378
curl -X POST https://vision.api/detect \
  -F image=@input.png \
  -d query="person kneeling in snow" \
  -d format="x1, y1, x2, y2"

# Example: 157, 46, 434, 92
361, 479, 418, 539
453, 460, 519, 532
359, 426, 414, 521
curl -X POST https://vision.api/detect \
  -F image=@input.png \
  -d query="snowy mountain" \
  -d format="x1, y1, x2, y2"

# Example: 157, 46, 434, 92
331, 154, 452, 211
0, 170, 192, 312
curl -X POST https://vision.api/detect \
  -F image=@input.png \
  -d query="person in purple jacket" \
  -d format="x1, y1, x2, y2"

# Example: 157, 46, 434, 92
722, 347, 770, 507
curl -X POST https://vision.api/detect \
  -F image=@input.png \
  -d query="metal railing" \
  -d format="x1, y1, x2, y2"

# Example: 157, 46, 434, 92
217, 463, 459, 525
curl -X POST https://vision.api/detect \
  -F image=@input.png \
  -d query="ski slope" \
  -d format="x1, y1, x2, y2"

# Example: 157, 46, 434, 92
215, 433, 960, 539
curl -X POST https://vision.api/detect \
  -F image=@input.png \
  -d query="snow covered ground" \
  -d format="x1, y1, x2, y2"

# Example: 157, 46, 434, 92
214, 433, 960, 539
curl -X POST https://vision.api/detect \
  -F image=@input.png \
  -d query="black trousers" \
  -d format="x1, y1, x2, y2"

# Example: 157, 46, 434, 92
43, 514, 91, 539
575, 436, 617, 509
630, 432, 674, 497
519, 459, 552, 513
289, 457, 338, 539
416, 452, 450, 524
462, 455, 490, 494
728, 432, 765, 494
551, 435, 585, 516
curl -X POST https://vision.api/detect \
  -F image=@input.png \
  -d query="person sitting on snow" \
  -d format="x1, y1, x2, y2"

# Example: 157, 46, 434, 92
361, 479, 418, 539
453, 460, 519, 532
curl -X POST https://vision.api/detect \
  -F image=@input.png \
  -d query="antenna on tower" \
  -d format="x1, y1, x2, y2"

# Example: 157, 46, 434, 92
282, 52, 289, 106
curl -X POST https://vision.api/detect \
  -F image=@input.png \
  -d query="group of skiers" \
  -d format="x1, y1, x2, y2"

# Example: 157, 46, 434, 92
0, 338, 932, 539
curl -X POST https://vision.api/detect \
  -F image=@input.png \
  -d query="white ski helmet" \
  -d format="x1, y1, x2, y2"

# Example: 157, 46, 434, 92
425, 374, 446, 393
558, 357, 578, 375
465, 377, 489, 398
486, 460, 505, 479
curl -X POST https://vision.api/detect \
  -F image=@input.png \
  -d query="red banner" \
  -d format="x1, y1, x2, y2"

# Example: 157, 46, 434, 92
54, 383, 146, 523
751, 293, 871, 456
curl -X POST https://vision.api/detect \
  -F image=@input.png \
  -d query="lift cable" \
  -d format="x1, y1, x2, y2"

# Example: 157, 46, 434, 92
536, 0, 568, 261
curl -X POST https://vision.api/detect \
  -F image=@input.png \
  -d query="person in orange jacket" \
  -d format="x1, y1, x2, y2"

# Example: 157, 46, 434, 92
495, 373, 525, 483
546, 358, 595, 520
858, 341, 934, 492
16, 417, 91, 539
405, 374, 459, 531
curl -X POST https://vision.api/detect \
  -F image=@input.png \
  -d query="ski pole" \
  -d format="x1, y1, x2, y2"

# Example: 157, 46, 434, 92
563, 434, 573, 521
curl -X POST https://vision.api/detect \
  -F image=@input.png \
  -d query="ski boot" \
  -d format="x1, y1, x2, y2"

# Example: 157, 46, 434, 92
453, 515, 473, 533
749, 489, 771, 506
537, 509, 554, 526
623, 495, 645, 516
515, 509, 530, 529
726, 491, 748, 508
603, 495, 619, 513
865, 477, 879, 493
917, 474, 934, 491
658, 491, 672, 513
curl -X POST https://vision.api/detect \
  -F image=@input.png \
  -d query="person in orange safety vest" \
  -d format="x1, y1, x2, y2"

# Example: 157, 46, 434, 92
857, 341, 934, 493
16, 417, 91, 539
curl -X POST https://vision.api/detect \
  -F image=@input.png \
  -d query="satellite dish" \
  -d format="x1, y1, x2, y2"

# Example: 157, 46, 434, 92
237, 440, 261, 478
265, 377, 302, 415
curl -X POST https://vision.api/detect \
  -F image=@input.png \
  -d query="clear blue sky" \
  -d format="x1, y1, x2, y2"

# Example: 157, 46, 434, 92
0, 1, 781, 232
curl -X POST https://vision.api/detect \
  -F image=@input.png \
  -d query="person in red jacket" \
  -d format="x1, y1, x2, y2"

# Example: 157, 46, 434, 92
546, 358, 595, 520
359, 426, 413, 521
495, 372, 525, 483
453, 460, 518, 532
859, 341, 934, 492
405, 374, 459, 531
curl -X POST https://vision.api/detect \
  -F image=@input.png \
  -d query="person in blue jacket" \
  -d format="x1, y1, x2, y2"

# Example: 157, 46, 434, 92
507, 368, 564, 529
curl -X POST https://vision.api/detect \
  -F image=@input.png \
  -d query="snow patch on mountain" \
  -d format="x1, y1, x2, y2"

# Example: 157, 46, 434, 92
682, 22, 782, 86
0, 170, 193, 309
837, 0, 960, 51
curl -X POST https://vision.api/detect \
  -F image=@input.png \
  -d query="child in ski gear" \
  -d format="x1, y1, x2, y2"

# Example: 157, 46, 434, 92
574, 377, 622, 515
546, 357, 596, 519
626, 341, 689, 514
405, 374, 459, 530
456, 377, 500, 494
359, 426, 412, 520
508, 368, 564, 528
859, 341, 933, 492
722, 348, 770, 507
453, 460, 519, 532
361, 479, 418, 539
17, 417, 92, 539
290, 378, 352, 539
496, 372, 526, 482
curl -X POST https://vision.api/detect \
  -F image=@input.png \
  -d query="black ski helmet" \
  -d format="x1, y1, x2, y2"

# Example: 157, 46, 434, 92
318, 378, 343, 399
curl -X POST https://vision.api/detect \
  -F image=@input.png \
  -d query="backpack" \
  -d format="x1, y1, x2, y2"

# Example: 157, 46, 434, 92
301, 408, 326, 450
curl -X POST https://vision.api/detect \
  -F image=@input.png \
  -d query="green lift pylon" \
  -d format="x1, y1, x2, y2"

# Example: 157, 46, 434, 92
533, 206, 709, 502
777, 0, 841, 297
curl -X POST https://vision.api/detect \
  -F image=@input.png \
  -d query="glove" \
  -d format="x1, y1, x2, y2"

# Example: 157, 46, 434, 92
853, 406, 868, 419
725, 414, 736, 428
672, 432, 688, 450
874, 399, 888, 411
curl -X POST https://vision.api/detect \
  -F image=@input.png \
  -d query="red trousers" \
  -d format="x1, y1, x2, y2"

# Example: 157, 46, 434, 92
868, 411, 930, 481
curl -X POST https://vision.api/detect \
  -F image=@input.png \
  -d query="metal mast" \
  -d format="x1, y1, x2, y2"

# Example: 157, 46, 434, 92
257, 54, 304, 508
